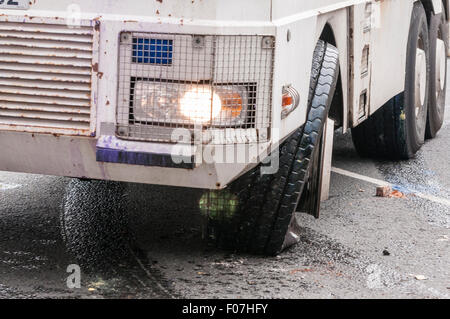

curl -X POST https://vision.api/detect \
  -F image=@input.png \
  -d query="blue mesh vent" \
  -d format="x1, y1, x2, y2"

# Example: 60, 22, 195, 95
132, 38, 173, 65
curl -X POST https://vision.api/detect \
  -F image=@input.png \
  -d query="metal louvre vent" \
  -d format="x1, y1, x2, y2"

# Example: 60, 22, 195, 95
0, 21, 95, 135
117, 33, 275, 144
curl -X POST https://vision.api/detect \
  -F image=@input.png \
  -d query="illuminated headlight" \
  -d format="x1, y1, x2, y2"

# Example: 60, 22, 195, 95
133, 81, 248, 126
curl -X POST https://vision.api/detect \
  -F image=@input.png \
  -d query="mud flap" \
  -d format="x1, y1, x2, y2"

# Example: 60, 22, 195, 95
282, 118, 335, 250
298, 118, 334, 219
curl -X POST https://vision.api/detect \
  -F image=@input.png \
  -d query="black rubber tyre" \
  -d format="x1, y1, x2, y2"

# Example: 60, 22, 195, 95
204, 40, 339, 255
60, 179, 133, 270
426, 12, 448, 139
352, 2, 430, 160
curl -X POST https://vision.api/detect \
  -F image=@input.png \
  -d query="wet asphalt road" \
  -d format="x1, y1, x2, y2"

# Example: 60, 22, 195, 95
1, 93, 449, 300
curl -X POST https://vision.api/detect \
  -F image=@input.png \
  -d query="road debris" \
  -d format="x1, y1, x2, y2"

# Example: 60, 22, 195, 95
376, 186, 392, 197
389, 190, 406, 199
414, 275, 428, 281
376, 186, 406, 199
0, 183, 21, 190
289, 268, 314, 275
89, 279, 107, 289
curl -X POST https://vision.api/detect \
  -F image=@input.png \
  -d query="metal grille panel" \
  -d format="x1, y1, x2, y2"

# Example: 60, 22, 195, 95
0, 21, 95, 135
117, 33, 274, 144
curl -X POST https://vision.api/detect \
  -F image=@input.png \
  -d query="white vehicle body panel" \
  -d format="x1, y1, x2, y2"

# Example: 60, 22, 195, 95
0, 0, 448, 189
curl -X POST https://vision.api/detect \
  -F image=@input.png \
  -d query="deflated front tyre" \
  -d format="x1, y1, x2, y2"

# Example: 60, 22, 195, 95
204, 40, 340, 256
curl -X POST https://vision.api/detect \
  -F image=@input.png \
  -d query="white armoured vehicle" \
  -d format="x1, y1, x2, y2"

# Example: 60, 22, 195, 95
0, 0, 448, 255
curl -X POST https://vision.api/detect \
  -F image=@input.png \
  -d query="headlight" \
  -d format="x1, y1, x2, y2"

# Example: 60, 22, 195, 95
133, 81, 248, 126
179, 86, 223, 124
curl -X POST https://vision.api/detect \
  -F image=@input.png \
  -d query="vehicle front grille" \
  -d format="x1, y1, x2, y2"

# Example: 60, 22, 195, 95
0, 20, 96, 136
117, 32, 275, 144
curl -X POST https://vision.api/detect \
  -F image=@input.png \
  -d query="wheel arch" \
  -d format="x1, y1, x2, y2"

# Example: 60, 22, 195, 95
443, 0, 449, 20
316, 20, 346, 129
422, 0, 447, 20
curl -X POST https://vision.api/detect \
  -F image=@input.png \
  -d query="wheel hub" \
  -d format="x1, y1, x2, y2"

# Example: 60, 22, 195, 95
436, 38, 446, 94
415, 48, 427, 118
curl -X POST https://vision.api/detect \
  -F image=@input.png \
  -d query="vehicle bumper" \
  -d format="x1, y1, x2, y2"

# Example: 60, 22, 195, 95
0, 131, 274, 189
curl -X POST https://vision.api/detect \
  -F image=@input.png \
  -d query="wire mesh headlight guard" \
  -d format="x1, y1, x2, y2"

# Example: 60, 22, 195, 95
117, 32, 275, 145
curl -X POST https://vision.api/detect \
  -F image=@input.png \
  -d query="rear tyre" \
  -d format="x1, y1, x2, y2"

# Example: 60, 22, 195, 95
426, 12, 448, 139
352, 2, 430, 159
204, 41, 339, 255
